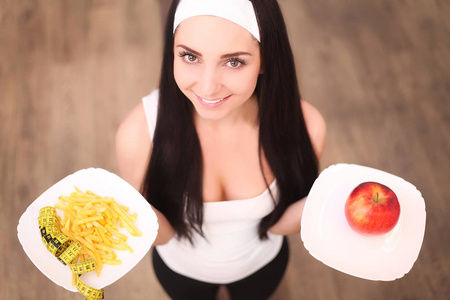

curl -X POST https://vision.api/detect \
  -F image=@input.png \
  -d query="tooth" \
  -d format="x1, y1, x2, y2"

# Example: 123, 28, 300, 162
202, 98, 223, 104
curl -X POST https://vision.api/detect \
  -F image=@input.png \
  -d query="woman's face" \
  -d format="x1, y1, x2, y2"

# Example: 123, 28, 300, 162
173, 16, 261, 123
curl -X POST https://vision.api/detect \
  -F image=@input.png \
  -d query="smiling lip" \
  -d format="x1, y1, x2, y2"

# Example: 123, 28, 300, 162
195, 94, 231, 108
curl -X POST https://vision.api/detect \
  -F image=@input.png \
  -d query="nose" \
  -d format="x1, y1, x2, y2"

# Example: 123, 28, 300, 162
197, 65, 222, 97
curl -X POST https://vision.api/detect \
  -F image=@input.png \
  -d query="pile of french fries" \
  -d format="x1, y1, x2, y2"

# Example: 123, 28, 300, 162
55, 187, 142, 279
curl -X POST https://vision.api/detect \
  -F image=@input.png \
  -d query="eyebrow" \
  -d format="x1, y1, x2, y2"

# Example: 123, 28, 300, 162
176, 44, 252, 58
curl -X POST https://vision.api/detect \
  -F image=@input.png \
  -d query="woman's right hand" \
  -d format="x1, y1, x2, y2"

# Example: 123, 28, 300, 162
151, 206, 176, 245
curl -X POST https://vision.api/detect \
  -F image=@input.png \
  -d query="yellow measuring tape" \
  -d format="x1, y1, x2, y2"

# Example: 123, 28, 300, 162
39, 206, 105, 300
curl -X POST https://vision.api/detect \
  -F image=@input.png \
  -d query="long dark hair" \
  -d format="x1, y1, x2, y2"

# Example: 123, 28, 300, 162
141, 0, 319, 243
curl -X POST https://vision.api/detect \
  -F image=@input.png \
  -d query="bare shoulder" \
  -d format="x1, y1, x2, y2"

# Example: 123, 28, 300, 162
301, 100, 327, 158
115, 102, 152, 190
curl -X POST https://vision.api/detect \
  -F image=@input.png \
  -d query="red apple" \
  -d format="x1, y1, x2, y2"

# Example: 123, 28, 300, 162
344, 181, 400, 235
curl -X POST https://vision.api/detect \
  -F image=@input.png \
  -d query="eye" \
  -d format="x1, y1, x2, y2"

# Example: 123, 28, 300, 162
178, 51, 199, 64
226, 58, 246, 69
186, 54, 198, 62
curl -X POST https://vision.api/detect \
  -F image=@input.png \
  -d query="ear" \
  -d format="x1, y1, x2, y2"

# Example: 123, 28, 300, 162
259, 63, 264, 74
258, 50, 264, 74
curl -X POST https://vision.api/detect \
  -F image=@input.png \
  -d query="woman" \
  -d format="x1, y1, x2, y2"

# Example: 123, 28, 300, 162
116, 0, 326, 299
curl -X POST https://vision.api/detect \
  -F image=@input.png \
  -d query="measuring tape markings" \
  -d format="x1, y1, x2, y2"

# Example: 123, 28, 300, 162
39, 206, 105, 300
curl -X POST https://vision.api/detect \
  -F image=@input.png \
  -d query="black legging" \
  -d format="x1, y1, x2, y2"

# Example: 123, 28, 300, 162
152, 237, 289, 300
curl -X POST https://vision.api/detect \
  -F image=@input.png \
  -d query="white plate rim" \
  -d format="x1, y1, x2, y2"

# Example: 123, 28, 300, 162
300, 163, 426, 281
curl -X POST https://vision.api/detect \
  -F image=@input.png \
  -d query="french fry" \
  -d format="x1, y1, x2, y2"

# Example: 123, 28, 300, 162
55, 187, 140, 279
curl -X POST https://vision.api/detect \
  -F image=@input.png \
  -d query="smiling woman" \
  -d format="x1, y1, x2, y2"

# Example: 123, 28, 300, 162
4, 0, 449, 299
115, 0, 325, 299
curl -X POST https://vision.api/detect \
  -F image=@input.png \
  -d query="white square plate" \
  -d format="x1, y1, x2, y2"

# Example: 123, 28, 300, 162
17, 168, 159, 291
301, 164, 426, 281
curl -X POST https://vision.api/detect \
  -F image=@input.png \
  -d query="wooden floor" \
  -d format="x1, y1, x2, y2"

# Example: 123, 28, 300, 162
1, 0, 449, 299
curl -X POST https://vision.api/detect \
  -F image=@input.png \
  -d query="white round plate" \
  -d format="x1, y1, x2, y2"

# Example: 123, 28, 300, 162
301, 164, 426, 281
17, 168, 159, 291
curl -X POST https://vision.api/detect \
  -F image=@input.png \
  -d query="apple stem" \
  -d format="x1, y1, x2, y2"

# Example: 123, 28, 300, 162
372, 192, 380, 204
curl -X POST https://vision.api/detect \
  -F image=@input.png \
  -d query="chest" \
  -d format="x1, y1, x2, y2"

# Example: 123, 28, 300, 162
197, 127, 274, 202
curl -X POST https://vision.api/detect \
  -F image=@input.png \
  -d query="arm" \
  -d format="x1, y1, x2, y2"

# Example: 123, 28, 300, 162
115, 103, 175, 245
268, 100, 326, 235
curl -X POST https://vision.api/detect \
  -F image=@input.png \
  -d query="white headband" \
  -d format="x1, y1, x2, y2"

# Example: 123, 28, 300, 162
173, 0, 260, 42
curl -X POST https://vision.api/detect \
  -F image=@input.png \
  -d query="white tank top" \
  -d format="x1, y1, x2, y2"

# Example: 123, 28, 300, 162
142, 90, 283, 284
